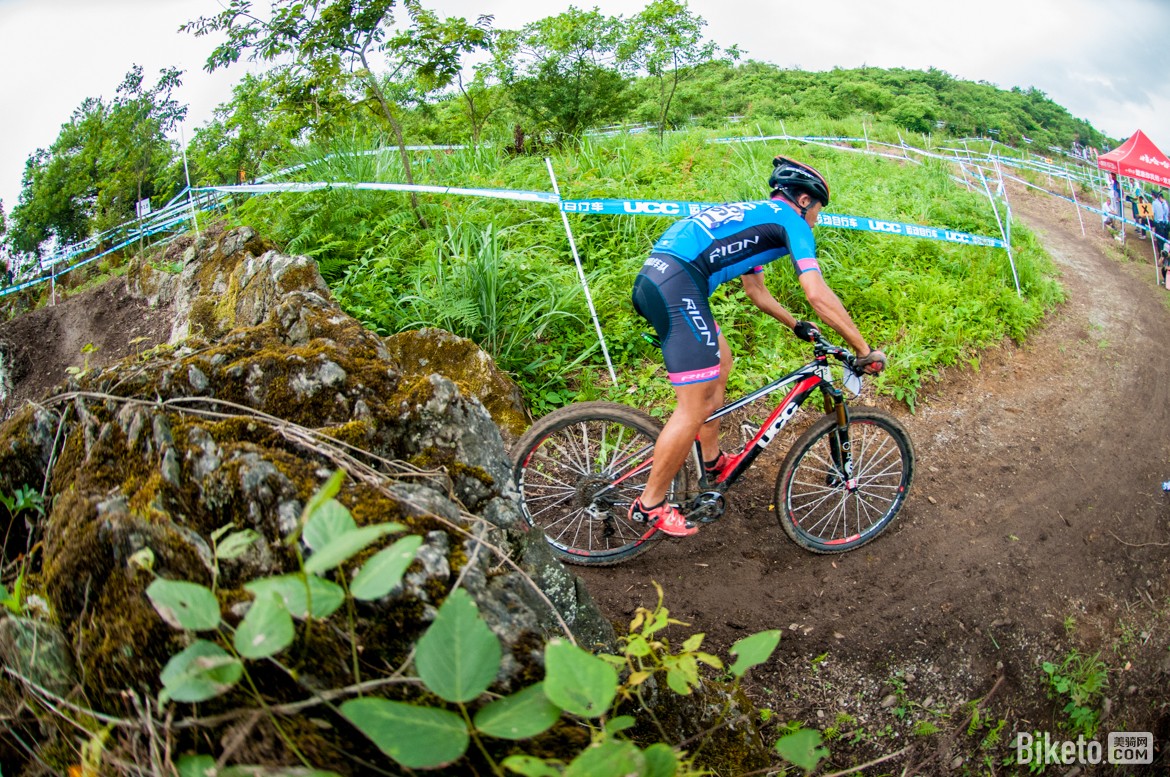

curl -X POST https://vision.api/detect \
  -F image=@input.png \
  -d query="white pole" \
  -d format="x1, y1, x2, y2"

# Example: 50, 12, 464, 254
1065, 175, 1086, 238
545, 158, 618, 385
1149, 224, 1161, 286
992, 158, 1012, 248
863, 122, 871, 153
179, 125, 200, 240
977, 166, 1021, 297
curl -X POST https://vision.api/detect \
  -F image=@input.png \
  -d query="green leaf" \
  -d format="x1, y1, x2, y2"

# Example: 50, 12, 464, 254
681, 633, 704, 652
244, 574, 344, 620
350, 535, 423, 601
303, 499, 356, 550
666, 667, 692, 696
643, 743, 679, 777
216, 529, 262, 560
624, 634, 651, 657
728, 629, 781, 677
159, 640, 243, 705
302, 523, 401, 575
234, 592, 295, 659
176, 754, 215, 777
340, 698, 468, 769
305, 470, 345, 521
543, 638, 618, 718
564, 739, 645, 777
416, 588, 501, 702
146, 579, 222, 631
774, 728, 830, 773
474, 683, 561, 740
604, 714, 636, 735
502, 755, 562, 777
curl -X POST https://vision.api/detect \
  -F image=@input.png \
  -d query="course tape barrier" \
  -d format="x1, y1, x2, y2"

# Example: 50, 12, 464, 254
560, 198, 1005, 248
194, 181, 560, 205
0, 212, 193, 298
4, 160, 1013, 299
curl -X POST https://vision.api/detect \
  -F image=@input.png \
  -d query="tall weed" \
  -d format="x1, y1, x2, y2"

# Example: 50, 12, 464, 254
222, 120, 1063, 410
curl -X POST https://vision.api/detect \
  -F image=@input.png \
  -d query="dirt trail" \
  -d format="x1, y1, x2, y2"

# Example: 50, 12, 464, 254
575, 184, 1170, 769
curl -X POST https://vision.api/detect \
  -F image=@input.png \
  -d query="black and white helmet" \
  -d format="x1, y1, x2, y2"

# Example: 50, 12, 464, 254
768, 157, 830, 207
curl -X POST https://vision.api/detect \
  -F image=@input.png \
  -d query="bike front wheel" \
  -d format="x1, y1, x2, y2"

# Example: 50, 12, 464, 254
511, 401, 698, 566
775, 409, 914, 553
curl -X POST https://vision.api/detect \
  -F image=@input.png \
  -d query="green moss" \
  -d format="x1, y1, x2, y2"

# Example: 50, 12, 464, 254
277, 263, 325, 296
187, 297, 223, 340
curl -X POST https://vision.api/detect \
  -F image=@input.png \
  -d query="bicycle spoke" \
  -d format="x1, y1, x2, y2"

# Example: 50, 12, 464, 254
513, 405, 690, 565
779, 413, 913, 551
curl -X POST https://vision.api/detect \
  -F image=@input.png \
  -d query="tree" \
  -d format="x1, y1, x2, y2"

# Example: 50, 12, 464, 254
618, 0, 735, 139
183, 0, 491, 228
492, 7, 630, 142
7, 66, 186, 254
189, 72, 303, 185
100, 65, 188, 232
453, 68, 505, 148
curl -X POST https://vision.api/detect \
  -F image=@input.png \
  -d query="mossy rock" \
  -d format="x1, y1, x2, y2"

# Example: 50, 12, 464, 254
0, 226, 637, 773
384, 328, 531, 441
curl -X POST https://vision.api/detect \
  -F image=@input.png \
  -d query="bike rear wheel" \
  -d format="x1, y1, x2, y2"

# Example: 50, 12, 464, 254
511, 401, 698, 566
775, 409, 914, 553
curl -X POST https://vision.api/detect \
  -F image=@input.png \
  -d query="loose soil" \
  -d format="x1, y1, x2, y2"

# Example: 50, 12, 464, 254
0, 277, 172, 422
1, 184, 1167, 773
572, 184, 1170, 773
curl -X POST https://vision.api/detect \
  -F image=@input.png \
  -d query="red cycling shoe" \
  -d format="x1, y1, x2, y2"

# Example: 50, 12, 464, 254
629, 498, 698, 537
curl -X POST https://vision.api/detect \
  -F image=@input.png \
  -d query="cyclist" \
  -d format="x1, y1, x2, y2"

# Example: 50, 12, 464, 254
629, 156, 887, 536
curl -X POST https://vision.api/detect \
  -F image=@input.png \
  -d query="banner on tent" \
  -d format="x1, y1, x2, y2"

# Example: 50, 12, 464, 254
559, 198, 1005, 248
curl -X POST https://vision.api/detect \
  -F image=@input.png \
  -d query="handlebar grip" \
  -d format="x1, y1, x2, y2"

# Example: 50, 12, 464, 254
793, 320, 821, 342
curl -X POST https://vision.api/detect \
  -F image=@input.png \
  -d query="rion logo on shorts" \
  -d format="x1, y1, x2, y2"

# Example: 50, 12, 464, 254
683, 297, 716, 347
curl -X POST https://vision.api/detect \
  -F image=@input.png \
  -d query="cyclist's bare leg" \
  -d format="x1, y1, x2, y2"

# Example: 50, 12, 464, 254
697, 335, 732, 462
641, 335, 732, 506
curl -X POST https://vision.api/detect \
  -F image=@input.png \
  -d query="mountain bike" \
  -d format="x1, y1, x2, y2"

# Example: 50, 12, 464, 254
511, 324, 915, 566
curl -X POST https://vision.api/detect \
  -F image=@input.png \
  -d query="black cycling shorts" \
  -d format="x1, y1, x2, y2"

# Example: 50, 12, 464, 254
632, 253, 721, 386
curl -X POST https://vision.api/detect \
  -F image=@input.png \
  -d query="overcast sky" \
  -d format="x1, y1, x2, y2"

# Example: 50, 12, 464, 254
2, 0, 1168, 214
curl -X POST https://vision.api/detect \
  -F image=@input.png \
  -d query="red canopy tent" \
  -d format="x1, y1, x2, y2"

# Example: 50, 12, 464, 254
1097, 130, 1170, 280
1097, 129, 1170, 188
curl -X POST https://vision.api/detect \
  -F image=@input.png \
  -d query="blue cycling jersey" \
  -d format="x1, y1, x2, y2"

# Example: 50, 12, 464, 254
650, 199, 820, 292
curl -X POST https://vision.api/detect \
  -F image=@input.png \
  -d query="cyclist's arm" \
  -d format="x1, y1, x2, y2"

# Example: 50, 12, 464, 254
741, 271, 797, 329
797, 270, 873, 357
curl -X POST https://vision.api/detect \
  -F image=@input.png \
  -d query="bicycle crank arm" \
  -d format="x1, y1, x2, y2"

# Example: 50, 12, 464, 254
688, 491, 727, 524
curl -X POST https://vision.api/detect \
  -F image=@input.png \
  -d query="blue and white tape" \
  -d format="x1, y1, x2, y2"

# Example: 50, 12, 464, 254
6, 173, 1012, 299
195, 181, 560, 205
560, 198, 1005, 248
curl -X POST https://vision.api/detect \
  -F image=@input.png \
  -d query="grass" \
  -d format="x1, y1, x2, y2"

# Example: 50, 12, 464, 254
220, 119, 1064, 412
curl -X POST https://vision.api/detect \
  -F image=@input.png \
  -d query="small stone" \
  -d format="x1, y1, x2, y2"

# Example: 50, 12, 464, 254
881, 694, 898, 708
927, 495, 938, 505
188, 364, 209, 393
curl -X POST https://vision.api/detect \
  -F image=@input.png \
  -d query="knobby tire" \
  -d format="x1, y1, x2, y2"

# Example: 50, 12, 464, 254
775, 409, 914, 553
511, 401, 698, 566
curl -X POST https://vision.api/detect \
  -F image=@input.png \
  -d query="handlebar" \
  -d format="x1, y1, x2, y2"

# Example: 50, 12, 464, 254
792, 321, 859, 374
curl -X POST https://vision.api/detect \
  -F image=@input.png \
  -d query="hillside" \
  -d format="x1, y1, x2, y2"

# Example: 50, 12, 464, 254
1, 178, 1167, 775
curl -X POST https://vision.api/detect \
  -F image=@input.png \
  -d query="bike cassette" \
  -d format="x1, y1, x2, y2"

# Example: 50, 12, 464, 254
688, 491, 727, 524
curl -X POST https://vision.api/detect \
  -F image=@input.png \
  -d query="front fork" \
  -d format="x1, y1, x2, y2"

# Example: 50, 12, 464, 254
823, 388, 857, 490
